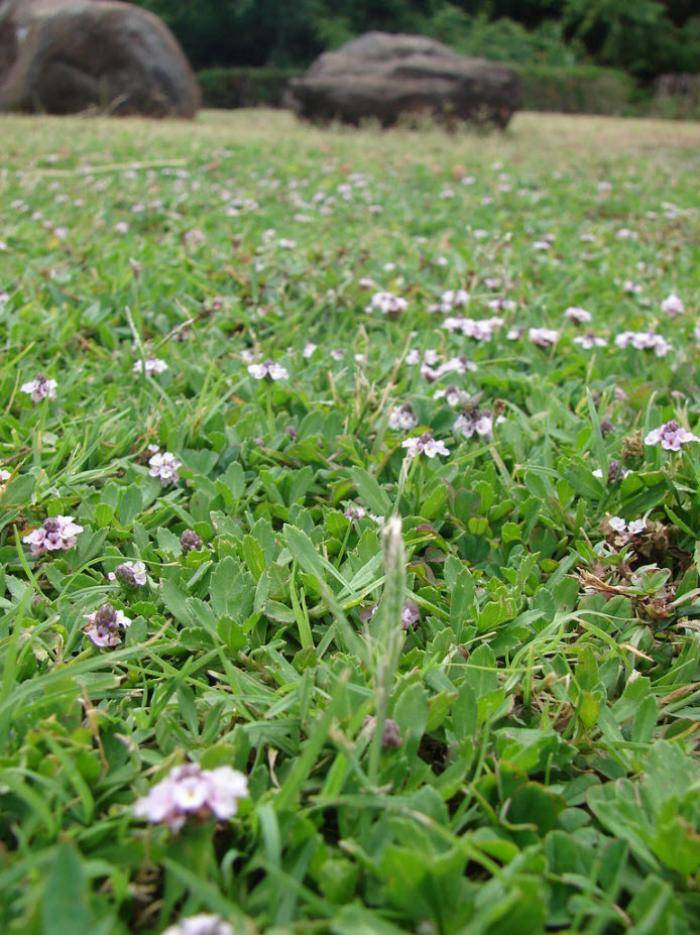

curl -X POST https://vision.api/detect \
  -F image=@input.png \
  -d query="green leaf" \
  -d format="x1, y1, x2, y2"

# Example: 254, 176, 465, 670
41, 843, 93, 935
348, 466, 392, 517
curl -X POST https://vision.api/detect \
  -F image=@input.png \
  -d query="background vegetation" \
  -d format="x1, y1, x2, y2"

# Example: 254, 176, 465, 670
134, 0, 700, 81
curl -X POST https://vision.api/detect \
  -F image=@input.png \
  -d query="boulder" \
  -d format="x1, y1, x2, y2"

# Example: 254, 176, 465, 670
0, 0, 199, 117
289, 32, 521, 129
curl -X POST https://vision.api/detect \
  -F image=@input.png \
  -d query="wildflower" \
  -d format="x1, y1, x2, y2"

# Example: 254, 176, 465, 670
248, 360, 288, 381
23, 515, 84, 556
133, 357, 168, 375
603, 516, 647, 545
455, 411, 502, 439
110, 561, 147, 587
134, 763, 248, 832
365, 291, 407, 318
84, 603, 132, 648
114, 221, 129, 235
623, 280, 643, 294
616, 228, 636, 240
644, 420, 700, 451
180, 529, 203, 552
161, 915, 235, 935
434, 385, 464, 407
148, 450, 182, 486
661, 293, 684, 317
443, 316, 502, 341
402, 433, 449, 459
302, 341, 317, 359
401, 599, 420, 629
0, 468, 11, 488
528, 328, 559, 348
615, 331, 671, 357
363, 715, 402, 749
488, 298, 517, 312
183, 228, 205, 248
20, 373, 57, 403
278, 238, 296, 249
388, 404, 418, 431
564, 306, 592, 324
345, 504, 366, 522
573, 334, 607, 350
428, 289, 469, 314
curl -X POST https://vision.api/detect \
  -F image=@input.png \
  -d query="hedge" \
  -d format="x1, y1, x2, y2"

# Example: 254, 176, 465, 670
197, 68, 300, 110
196, 64, 685, 120
517, 64, 637, 116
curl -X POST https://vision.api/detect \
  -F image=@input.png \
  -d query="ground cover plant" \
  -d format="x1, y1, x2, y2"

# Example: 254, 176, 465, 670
1, 110, 700, 934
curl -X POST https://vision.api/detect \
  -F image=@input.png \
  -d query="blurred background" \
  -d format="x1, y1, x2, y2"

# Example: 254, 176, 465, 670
134, 0, 700, 119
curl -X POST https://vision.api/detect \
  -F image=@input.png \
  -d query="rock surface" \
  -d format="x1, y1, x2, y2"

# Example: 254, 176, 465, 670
289, 32, 521, 128
0, 0, 199, 117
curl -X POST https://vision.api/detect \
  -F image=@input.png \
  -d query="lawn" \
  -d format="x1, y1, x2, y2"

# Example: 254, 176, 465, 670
1, 109, 700, 935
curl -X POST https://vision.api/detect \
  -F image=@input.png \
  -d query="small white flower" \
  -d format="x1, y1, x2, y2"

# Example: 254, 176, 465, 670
528, 328, 559, 348
564, 306, 592, 324
388, 404, 418, 431
133, 357, 168, 375
248, 360, 288, 381
402, 433, 449, 459
148, 450, 181, 486
302, 341, 317, 359
20, 374, 57, 402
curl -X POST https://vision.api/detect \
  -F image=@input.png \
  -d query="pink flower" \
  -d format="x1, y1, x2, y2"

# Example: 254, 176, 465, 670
20, 373, 57, 402
134, 763, 248, 832
248, 360, 288, 381
365, 291, 408, 318
345, 504, 366, 522
564, 307, 592, 324
528, 328, 559, 348
615, 331, 670, 357
402, 433, 449, 459
23, 515, 84, 556
644, 420, 699, 451
110, 561, 147, 587
148, 450, 181, 486
455, 411, 502, 439
84, 603, 132, 648
661, 293, 684, 317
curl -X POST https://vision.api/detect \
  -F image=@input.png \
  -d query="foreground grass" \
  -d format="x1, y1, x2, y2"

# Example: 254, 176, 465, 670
1, 109, 700, 934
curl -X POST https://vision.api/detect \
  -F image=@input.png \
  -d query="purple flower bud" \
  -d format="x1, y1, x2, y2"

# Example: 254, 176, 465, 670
180, 529, 203, 553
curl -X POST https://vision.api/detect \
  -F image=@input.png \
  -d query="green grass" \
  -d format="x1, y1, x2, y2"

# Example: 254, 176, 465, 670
1, 109, 700, 934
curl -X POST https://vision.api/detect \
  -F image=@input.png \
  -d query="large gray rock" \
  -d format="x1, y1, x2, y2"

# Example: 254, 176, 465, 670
289, 32, 521, 128
0, 0, 199, 117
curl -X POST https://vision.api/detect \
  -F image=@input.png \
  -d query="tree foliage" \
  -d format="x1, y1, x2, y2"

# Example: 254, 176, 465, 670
133, 0, 700, 80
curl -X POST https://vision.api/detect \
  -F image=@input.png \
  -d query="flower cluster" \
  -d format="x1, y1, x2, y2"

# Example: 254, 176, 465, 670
388, 404, 418, 431
133, 357, 168, 375
84, 603, 132, 648
162, 916, 234, 935
615, 331, 671, 357
443, 315, 503, 341
248, 359, 288, 381
134, 763, 248, 832
402, 433, 449, 459
455, 410, 502, 440
644, 420, 699, 451
365, 291, 408, 317
23, 515, 83, 556
148, 449, 182, 486
109, 560, 147, 587
20, 373, 57, 403
428, 288, 469, 314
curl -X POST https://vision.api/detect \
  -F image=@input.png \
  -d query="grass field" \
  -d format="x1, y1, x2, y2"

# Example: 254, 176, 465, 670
1, 109, 700, 935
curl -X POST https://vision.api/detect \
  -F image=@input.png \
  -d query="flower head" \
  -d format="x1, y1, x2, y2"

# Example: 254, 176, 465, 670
110, 561, 147, 587
134, 763, 248, 832
23, 515, 84, 556
162, 915, 235, 935
148, 450, 181, 486
133, 357, 168, 375
528, 328, 559, 348
455, 410, 502, 440
20, 373, 57, 403
661, 293, 684, 317
644, 420, 699, 451
564, 306, 592, 324
365, 291, 407, 318
402, 433, 449, 459
180, 529, 203, 553
248, 360, 288, 381
388, 404, 418, 431
84, 603, 132, 648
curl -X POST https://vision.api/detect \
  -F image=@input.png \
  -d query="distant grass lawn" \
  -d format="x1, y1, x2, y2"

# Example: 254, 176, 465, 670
1, 109, 700, 935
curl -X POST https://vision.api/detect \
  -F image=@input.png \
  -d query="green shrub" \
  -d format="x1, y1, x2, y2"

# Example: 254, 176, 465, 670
197, 68, 301, 110
518, 64, 637, 116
